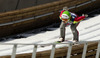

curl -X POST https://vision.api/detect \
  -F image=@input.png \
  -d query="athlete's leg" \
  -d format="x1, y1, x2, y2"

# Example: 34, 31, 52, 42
70, 23, 79, 41
59, 21, 66, 41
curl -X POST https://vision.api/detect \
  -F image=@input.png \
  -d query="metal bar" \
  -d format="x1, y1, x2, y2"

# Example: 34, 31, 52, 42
96, 41, 100, 58
76, 1, 92, 7
66, 43, 72, 58
82, 43, 88, 58
11, 44, 17, 58
50, 44, 56, 58
69, 6, 76, 9
91, 0, 96, 1
0, 12, 53, 26
15, 0, 20, 10
32, 45, 37, 58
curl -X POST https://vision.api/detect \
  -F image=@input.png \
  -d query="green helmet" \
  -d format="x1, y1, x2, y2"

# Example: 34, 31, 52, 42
61, 11, 71, 20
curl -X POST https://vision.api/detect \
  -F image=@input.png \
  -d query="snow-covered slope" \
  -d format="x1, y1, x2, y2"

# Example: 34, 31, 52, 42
0, 13, 100, 56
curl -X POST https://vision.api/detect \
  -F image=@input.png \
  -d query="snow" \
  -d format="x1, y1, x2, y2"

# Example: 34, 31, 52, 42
0, 14, 100, 56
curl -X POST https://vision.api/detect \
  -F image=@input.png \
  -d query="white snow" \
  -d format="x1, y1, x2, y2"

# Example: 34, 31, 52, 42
0, 14, 100, 56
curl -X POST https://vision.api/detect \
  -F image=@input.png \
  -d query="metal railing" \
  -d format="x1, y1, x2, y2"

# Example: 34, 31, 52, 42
0, 40, 100, 58
0, 0, 99, 58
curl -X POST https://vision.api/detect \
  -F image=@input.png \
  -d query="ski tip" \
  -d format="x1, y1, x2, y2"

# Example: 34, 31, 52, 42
55, 41, 61, 43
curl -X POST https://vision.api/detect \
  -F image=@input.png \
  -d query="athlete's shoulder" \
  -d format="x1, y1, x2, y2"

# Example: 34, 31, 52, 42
70, 12, 77, 16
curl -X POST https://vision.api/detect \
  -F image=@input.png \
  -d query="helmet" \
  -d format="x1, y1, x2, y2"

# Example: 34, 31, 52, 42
61, 11, 71, 20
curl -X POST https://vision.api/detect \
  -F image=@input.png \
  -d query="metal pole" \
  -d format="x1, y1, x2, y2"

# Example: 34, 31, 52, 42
15, 0, 20, 10
32, 45, 37, 58
50, 44, 56, 58
96, 41, 100, 58
66, 43, 72, 58
11, 44, 17, 58
82, 43, 88, 58
91, 0, 96, 1
35, 0, 37, 6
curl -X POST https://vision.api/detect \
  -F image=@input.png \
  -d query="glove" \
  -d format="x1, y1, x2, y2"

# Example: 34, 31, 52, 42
73, 21, 78, 24
82, 14, 88, 17
67, 21, 73, 25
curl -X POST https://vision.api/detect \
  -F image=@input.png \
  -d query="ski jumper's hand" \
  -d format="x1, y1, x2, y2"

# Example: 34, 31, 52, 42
82, 14, 88, 17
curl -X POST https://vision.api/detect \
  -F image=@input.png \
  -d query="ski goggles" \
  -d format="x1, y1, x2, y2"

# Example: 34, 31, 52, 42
62, 18, 68, 21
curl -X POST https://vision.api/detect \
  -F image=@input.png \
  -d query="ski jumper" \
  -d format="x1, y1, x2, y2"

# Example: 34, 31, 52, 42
59, 10, 85, 41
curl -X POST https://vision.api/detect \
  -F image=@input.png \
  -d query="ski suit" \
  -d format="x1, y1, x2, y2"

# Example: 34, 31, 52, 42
59, 10, 86, 41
